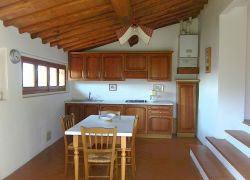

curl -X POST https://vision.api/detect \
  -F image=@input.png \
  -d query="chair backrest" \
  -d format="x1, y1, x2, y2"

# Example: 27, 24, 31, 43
80, 127, 117, 157
60, 113, 75, 147
99, 110, 121, 116
131, 116, 138, 148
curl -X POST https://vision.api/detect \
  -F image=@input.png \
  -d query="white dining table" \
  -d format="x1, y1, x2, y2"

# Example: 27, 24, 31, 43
65, 115, 135, 180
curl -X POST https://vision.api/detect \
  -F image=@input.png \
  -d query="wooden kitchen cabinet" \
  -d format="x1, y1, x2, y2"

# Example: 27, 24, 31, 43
83, 54, 102, 80
83, 104, 99, 118
99, 104, 124, 114
102, 54, 124, 80
124, 54, 148, 79
177, 80, 199, 137
148, 53, 172, 81
65, 103, 84, 123
124, 105, 147, 134
147, 105, 173, 134
69, 54, 84, 79
69, 51, 173, 81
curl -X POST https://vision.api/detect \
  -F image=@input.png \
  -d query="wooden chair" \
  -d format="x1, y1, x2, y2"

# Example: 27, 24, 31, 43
116, 116, 138, 179
60, 113, 83, 175
99, 110, 121, 116
81, 127, 117, 180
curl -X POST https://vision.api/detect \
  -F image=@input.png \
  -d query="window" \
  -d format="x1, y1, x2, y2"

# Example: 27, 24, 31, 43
22, 56, 66, 95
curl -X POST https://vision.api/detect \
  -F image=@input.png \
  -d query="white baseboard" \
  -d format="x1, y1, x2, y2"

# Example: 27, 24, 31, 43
190, 150, 209, 180
225, 132, 250, 158
206, 139, 245, 180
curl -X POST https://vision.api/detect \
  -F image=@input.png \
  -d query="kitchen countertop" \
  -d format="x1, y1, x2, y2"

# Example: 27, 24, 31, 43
65, 99, 174, 106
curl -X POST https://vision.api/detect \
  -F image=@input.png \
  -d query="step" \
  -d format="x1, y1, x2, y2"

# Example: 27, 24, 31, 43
225, 130, 250, 148
206, 137, 250, 180
243, 119, 250, 126
190, 145, 234, 180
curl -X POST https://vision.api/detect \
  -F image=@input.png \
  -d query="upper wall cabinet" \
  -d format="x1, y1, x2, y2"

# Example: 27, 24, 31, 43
102, 54, 124, 81
69, 54, 84, 79
84, 54, 102, 80
124, 54, 148, 79
148, 53, 172, 81
68, 51, 173, 81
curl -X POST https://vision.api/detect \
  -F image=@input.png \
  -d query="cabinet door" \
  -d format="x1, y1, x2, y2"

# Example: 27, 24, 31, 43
124, 54, 148, 79
124, 105, 147, 133
84, 54, 101, 80
102, 54, 124, 80
84, 104, 99, 118
147, 116, 172, 134
148, 53, 172, 81
65, 103, 84, 123
69, 54, 84, 79
99, 105, 124, 114
177, 82, 198, 134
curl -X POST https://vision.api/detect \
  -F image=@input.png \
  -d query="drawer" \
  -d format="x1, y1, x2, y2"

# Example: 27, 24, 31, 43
148, 105, 173, 116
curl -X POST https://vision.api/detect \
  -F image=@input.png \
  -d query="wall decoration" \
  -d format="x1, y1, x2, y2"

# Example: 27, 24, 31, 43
153, 84, 164, 92
109, 84, 117, 91
205, 47, 211, 73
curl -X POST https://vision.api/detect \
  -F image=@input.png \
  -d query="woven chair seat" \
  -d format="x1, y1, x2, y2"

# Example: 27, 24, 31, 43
88, 153, 112, 163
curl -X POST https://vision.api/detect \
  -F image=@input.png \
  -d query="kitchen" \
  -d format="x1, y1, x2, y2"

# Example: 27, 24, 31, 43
1, 0, 250, 179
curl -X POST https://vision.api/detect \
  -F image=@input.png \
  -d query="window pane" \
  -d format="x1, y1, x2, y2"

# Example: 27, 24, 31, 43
59, 69, 65, 86
49, 67, 57, 86
23, 63, 35, 87
38, 65, 47, 87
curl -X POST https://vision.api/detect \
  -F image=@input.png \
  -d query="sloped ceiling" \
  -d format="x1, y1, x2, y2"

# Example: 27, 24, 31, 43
0, 0, 208, 51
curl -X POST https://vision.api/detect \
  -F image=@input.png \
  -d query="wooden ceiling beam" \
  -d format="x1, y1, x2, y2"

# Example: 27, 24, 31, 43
0, 0, 72, 21
43, 0, 196, 45
18, 4, 113, 34
0, 0, 21, 9
59, 31, 116, 48
111, 0, 131, 25
50, 23, 121, 47
4, 0, 107, 27
65, 36, 117, 51
147, 11, 200, 29
32, 12, 115, 39
32, 0, 197, 41
52, 3, 204, 49
31, 0, 158, 39
41, 16, 118, 44
138, 2, 205, 25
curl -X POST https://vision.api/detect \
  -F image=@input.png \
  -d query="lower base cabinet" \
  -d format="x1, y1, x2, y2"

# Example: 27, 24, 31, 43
147, 116, 172, 134
124, 105, 147, 134
65, 103, 84, 123
65, 103, 173, 137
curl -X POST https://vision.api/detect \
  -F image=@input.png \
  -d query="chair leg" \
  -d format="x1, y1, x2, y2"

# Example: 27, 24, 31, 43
110, 161, 114, 180
64, 150, 68, 176
84, 158, 89, 180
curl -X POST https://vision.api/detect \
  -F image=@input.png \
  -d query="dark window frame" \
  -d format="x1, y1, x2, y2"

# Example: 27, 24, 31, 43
22, 56, 66, 95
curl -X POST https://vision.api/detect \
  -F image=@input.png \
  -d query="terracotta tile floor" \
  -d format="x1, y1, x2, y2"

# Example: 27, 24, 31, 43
5, 137, 201, 180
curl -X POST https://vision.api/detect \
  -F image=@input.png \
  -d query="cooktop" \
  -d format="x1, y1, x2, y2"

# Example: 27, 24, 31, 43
125, 100, 147, 103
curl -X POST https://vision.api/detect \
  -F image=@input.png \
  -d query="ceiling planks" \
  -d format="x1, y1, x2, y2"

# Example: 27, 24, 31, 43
0, 0, 208, 51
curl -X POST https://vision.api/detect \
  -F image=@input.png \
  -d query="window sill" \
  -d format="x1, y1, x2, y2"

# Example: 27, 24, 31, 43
23, 91, 69, 98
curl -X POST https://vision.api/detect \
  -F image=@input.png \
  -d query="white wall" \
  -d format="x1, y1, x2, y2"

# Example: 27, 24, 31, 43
217, 5, 247, 135
198, 0, 232, 143
198, 0, 249, 143
245, 1, 250, 119
70, 19, 199, 108
0, 21, 70, 179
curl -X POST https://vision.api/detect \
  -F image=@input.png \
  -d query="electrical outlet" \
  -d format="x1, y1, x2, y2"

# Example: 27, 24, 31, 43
46, 130, 51, 142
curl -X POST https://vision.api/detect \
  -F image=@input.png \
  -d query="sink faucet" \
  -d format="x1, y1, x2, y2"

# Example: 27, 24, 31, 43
88, 92, 92, 100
